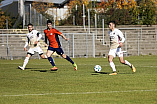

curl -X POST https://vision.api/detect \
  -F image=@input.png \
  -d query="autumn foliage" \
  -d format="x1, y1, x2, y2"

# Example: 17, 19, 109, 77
0, 8, 12, 29
64, 0, 157, 26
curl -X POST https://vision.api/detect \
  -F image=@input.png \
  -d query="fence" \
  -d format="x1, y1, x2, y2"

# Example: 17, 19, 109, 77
60, 33, 95, 58
95, 27, 157, 56
0, 27, 157, 60
0, 33, 95, 60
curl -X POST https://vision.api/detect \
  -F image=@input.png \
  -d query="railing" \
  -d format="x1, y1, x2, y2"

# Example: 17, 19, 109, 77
0, 33, 96, 60
60, 33, 95, 58
0, 28, 157, 60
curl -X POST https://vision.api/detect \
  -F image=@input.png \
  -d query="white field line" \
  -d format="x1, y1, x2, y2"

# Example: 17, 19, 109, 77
1, 63, 157, 68
1, 89, 157, 97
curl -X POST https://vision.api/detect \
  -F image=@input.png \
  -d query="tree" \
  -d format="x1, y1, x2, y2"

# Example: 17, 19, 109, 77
0, 8, 12, 29
32, 2, 54, 21
128, 0, 139, 24
99, 0, 137, 25
64, 0, 93, 25
139, 0, 156, 26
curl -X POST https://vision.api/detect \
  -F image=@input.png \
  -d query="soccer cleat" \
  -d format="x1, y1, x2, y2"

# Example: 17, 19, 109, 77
131, 64, 136, 72
73, 63, 77, 71
50, 66, 58, 71
18, 66, 25, 70
109, 72, 117, 75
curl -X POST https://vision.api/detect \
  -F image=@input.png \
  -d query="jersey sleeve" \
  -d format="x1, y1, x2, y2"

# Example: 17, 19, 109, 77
44, 29, 48, 44
24, 36, 29, 48
44, 29, 47, 34
35, 30, 42, 41
117, 30, 125, 43
53, 28, 62, 35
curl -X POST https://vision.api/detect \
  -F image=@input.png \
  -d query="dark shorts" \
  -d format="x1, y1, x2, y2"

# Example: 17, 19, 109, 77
48, 46, 64, 55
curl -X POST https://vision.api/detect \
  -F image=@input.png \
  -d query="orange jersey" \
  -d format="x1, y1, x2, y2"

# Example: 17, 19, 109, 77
44, 28, 62, 48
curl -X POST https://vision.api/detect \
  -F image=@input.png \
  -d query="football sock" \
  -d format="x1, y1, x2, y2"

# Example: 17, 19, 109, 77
125, 60, 131, 67
65, 56, 74, 64
44, 55, 48, 59
48, 57, 55, 66
109, 62, 116, 72
23, 57, 29, 68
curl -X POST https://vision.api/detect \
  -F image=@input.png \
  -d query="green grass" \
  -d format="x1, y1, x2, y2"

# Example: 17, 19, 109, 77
0, 56, 157, 104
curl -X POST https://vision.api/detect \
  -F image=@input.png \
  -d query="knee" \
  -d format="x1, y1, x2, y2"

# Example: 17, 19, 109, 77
40, 54, 43, 59
41, 54, 47, 59
108, 55, 114, 63
62, 54, 67, 59
26, 54, 31, 58
120, 60, 125, 64
108, 59, 112, 63
46, 53, 51, 57
108, 57, 113, 63
26, 56, 30, 60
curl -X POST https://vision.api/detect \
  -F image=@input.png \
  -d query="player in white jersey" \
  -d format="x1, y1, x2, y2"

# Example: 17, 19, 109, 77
108, 21, 136, 75
18, 23, 47, 70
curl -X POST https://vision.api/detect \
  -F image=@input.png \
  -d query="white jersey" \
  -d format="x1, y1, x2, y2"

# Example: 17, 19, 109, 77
109, 28, 125, 49
24, 30, 42, 48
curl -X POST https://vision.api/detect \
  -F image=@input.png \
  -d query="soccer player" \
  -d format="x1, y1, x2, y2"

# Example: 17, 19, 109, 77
108, 21, 136, 75
18, 23, 47, 70
44, 20, 77, 71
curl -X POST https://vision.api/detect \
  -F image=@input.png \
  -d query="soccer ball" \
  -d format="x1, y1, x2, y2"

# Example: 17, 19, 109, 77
94, 65, 101, 72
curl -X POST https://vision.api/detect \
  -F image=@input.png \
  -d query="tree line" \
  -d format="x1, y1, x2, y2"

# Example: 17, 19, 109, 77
64, 0, 157, 27
0, 0, 157, 29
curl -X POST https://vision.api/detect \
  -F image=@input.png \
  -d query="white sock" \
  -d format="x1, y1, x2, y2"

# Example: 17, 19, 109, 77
44, 55, 48, 59
110, 62, 116, 72
23, 57, 29, 68
125, 60, 131, 67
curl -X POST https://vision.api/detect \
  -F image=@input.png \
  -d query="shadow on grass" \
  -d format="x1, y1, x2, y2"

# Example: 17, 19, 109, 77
25, 68, 38, 69
31, 70, 48, 72
17, 67, 38, 69
91, 72, 110, 75
31, 69, 59, 73
118, 72, 135, 74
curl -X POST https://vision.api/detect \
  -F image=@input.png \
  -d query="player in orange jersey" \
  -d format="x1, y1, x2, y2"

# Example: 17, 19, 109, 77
44, 20, 77, 71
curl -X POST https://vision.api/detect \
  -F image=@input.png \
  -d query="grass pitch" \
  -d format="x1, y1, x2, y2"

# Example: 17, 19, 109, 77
0, 56, 157, 104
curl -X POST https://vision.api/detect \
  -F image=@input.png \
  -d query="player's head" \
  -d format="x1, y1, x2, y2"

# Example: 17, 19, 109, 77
109, 21, 115, 31
47, 20, 52, 29
28, 23, 33, 32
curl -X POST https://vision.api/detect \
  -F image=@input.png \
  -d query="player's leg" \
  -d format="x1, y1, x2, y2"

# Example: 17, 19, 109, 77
108, 49, 117, 75
117, 48, 136, 72
36, 47, 47, 59
119, 57, 136, 72
56, 48, 77, 71
46, 46, 57, 71
119, 56, 131, 66
40, 54, 47, 59
18, 54, 32, 70
18, 48, 34, 70
62, 54, 74, 64
61, 54, 77, 71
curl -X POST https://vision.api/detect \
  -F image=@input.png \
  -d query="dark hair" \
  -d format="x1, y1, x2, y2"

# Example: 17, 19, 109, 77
108, 21, 115, 25
47, 20, 52, 24
28, 23, 33, 26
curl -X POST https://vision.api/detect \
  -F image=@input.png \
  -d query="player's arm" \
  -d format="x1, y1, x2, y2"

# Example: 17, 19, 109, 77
54, 28, 68, 41
61, 34, 69, 41
44, 32, 48, 47
35, 32, 42, 45
37, 32, 42, 41
24, 36, 29, 51
118, 30, 125, 47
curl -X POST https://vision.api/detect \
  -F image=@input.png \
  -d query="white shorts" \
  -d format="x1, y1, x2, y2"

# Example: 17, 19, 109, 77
108, 48, 123, 58
27, 47, 43, 55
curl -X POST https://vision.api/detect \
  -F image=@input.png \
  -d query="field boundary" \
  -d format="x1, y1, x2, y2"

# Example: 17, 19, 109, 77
1, 62, 157, 68
1, 89, 157, 97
